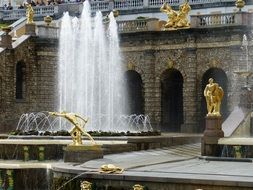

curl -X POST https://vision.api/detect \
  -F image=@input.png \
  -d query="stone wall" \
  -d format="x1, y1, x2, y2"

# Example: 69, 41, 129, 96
0, 25, 251, 133
121, 26, 252, 132
0, 36, 58, 133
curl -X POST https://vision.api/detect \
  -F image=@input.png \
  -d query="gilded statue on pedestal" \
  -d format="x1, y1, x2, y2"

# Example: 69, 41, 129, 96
26, 4, 34, 24
160, 2, 178, 28
204, 78, 224, 117
176, 0, 191, 28
49, 112, 96, 146
160, 0, 191, 29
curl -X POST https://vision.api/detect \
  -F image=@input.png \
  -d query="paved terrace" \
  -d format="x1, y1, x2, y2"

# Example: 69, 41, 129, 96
52, 143, 253, 189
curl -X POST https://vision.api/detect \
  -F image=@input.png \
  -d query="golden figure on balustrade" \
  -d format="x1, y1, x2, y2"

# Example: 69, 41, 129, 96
26, 4, 34, 24
160, 0, 191, 29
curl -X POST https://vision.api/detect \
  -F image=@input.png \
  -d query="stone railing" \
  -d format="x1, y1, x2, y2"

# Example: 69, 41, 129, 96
148, 0, 180, 7
90, 0, 236, 10
118, 18, 160, 33
191, 12, 252, 27
1, 5, 58, 21
90, 1, 110, 12
0, 0, 241, 20
114, 0, 144, 10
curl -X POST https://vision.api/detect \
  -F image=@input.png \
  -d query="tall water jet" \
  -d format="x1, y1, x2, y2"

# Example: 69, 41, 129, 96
57, 1, 128, 131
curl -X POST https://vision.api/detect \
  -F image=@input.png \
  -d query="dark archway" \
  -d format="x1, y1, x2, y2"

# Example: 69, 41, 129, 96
125, 70, 144, 115
200, 68, 228, 132
161, 68, 184, 132
16, 61, 26, 100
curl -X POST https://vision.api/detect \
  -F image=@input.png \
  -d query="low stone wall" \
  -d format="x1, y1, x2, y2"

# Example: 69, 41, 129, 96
52, 173, 253, 190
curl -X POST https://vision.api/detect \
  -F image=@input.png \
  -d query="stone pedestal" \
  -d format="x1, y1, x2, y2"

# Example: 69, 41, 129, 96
0, 34, 12, 49
201, 116, 224, 156
25, 24, 36, 36
64, 145, 103, 163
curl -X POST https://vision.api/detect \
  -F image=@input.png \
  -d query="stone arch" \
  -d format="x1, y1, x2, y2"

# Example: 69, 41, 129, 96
200, 67, 228, 131
160, 68, 184, 132
15, 60, 26, 100
124, 70, 144, 115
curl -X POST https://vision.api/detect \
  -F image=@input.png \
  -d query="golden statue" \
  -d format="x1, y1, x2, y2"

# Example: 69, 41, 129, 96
176, 0, 191, 28
80, 181, 92, 190
160, 0, 191, 29
26, 4, 34, 24
133, 184, 145, 190
49, 111, 96, 146
204, 78, 224, 117
160, 2, 178, 28
100, 164, 124, 174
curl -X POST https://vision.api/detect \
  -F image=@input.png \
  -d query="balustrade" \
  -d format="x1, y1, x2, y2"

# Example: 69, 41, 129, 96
118, 19, 148, 33
1, 5, 57, 20
191, 13, 246, 27
90, 1, 109, 11
148, 0, 180, 8
114, 0, 144, 10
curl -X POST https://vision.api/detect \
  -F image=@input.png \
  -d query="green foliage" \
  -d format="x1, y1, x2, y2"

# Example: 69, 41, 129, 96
0, 21, 13, 29
9, 130, 161, 137
136, 16, 148, 20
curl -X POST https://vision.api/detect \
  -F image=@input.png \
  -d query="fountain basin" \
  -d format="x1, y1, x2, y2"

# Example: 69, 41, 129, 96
0, 134, 201, 161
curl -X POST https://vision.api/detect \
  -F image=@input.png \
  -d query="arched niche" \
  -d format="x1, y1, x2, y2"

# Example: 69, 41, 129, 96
16, 61, 26, 100
200, 68, 228, 131
125, 70, 144, 115
160, 68, 184, 132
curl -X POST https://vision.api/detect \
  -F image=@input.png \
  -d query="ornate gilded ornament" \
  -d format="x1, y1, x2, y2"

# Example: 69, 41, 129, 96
160, 0, 191, 29
233, 146, 242, 158
80, 181, 92, 190
49, 112, 96, 146
203, 78, 224, 117
167, 58, 174, 68
26, 4, 34, 24
208, 58, 220, 68
235, 0, 245, 11
133, 184, 145, 190
127, 62, 136, 70
100, 164, 124, 174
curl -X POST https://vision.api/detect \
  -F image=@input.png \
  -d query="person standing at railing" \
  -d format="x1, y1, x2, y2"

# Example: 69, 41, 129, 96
7, 3, 13, 10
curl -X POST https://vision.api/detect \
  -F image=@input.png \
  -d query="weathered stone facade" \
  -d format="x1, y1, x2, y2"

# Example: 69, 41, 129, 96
0, 36, 58, 132
120, 26, 252, 132
0, 25, 252, 133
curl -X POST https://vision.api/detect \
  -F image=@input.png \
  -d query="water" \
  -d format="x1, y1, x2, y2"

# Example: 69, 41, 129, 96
57, 1, 130, 132
15, 112, 152, 132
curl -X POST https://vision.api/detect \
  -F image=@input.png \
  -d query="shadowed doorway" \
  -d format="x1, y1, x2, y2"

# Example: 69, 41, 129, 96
161, 69, 184, 132
125, 70, 144, 115
200, 68, 228, 132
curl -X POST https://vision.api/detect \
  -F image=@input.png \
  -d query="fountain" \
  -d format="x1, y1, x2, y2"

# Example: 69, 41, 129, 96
14, 112, 153, 134
58, 1, 130, 132
217, 34, 253, 158
234, 34, 253, 90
